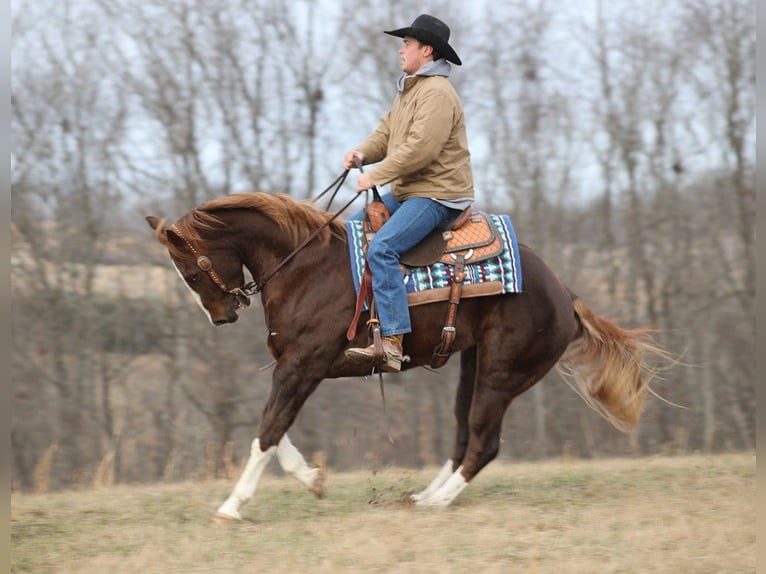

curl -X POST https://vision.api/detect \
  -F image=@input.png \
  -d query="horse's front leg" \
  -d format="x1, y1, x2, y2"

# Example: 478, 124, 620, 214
215, 364, 322, 521
215, 434, 324, 521
216, 437, 277, 521
276, 433, 325, 498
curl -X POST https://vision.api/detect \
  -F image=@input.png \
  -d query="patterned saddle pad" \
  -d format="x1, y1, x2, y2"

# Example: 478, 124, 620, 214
345, 212, 523, 307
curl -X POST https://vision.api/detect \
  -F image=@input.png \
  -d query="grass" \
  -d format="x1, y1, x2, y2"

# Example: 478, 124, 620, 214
11, 452, 755, 574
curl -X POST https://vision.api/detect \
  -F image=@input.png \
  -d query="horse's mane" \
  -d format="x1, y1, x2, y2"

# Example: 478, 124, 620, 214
164, 192, 346, 260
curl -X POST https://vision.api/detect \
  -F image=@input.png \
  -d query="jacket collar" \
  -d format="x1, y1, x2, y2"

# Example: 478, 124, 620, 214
396, 59, 451, 92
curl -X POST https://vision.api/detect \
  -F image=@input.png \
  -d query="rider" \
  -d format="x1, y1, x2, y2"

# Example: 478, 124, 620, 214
344, 14, 475, 372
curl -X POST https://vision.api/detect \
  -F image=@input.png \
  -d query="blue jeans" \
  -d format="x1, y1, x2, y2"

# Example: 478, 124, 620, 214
349, 193, 459, 336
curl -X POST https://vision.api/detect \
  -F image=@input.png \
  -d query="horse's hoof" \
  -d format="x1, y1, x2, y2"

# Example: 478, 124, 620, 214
213, 512, 241, 523
310, 452, 327, 498
310, 470, 326, 498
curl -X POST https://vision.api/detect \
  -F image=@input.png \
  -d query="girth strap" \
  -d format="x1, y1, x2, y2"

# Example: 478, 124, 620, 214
431, 254, 467, 368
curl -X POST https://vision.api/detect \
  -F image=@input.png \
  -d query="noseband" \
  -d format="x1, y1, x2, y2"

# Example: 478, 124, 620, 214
169, 224, 256, 309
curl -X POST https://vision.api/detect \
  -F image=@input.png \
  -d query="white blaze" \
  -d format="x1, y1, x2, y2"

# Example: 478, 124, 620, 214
172, 261, 214, 325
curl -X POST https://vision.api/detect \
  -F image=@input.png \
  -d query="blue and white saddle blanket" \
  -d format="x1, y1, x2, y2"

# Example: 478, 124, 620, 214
345, 213, 523, 307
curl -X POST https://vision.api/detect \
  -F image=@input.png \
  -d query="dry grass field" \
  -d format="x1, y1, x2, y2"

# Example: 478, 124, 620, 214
11, 452, 755, 574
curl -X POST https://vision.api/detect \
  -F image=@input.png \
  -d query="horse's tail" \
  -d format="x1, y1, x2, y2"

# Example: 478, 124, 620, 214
556, 295, 667, 433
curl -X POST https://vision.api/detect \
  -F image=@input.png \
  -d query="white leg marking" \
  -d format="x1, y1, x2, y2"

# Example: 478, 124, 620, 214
216, 438, 276, 520
411, 459, 454, 503
414, 465, 468, 507
172, 262, 214, 325
276, 434, 322, 492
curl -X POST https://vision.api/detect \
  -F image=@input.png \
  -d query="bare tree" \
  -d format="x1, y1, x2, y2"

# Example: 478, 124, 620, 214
12, 0, 133, 487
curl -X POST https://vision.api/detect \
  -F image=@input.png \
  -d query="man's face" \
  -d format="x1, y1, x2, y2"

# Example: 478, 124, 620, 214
399, 36, 431, 75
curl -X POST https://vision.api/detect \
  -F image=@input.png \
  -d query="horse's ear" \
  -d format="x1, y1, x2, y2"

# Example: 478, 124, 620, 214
164, 226, 187, 250
146, 216, 162, 230
146, 216, 179, 249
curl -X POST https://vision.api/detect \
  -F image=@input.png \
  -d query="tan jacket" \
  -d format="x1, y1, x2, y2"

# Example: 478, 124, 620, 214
356, 75, 474, 202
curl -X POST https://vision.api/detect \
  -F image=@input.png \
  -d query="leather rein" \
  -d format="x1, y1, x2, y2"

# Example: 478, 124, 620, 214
173, 170, 360, 307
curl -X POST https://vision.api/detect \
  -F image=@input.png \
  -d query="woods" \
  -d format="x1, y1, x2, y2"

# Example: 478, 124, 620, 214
10, 0, 755, 491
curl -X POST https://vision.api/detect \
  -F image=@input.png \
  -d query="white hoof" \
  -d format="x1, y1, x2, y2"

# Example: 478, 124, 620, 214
414, 467, 467, 507
411, 460, 454, 504
414, 493, 453, 507
410, 490, 434, 504
215, 504, 242, 521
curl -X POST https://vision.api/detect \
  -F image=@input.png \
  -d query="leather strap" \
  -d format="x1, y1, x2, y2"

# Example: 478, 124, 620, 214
368, 316, 385, 364
431, 254, 466, 368
347, 265, 373, 340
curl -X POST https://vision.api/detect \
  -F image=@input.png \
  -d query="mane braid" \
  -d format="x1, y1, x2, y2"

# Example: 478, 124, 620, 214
196, 192, 345, 246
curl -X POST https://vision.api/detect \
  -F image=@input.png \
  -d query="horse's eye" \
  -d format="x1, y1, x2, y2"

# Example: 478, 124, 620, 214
189, 273, 201, 284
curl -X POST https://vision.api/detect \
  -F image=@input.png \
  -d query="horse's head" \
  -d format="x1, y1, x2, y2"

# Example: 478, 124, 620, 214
146, 214, 251, 326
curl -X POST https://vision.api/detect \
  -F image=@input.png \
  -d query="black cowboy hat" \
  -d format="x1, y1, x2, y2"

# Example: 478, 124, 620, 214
384, 14, 462, 66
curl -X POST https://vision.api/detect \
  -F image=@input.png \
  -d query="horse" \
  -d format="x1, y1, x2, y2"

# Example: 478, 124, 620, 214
146, 191, 666, 521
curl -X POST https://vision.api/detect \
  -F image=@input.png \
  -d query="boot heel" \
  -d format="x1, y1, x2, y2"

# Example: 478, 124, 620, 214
382, 355, 402, 373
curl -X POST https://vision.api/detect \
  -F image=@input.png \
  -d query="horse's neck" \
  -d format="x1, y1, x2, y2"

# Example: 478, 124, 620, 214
224, 207, 347, 291
222, 211, 288, 284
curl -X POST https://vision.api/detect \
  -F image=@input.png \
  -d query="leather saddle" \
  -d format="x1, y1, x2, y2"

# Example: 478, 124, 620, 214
400, 208, 504, 268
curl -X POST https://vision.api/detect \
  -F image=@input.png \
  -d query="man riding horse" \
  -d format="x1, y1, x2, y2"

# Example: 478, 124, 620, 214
343, 14, 474, 372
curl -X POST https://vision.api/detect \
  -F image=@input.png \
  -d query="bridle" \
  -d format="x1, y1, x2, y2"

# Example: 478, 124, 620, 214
169, 169, 362, 308
169, 223, 254, 310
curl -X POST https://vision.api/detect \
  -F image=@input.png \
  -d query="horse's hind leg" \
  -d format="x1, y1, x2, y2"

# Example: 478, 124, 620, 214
416, 352, 548, 507
412, 347, 476, 503
414, 383, 514, 507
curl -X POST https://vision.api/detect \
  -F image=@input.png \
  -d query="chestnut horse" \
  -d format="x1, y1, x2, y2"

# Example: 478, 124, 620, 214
147, 191, 664, 520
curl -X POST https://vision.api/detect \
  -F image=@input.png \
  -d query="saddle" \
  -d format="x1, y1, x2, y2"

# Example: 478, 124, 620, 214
348, 206, 503, 368
401, 208, 504, 267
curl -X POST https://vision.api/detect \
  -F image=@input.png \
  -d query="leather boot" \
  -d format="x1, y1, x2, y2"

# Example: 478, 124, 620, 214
345, 335, 404, 372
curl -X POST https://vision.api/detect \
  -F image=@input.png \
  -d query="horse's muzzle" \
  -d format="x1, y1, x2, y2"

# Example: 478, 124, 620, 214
212, 302, 241, 325
213, 312, 239, 326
